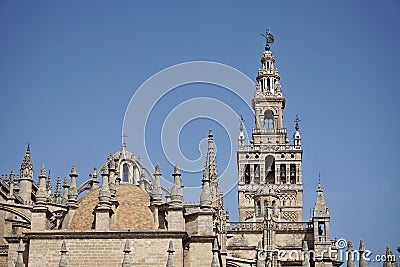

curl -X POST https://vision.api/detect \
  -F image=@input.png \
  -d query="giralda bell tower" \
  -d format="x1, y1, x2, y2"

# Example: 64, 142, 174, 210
237, 29, 303, 223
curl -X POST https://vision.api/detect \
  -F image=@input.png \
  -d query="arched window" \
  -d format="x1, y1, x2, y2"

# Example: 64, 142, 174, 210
256, 201, 261, 215
266, 78, 271, 91
264, 110, 274, 129
254, 164, 260, 184
265, 155, 275, 184
122, 163, 129, 183
280, 164, 286, 184
264, 200, 269, 215
244, 164, 250, 184
290, 164, 296, 184
272, 200, 276, 215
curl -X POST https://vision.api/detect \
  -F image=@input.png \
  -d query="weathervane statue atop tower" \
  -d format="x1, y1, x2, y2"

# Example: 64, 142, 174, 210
261, 28, 274, 51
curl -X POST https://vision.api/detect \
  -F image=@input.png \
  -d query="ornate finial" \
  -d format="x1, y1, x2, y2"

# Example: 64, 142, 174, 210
70, 165, 77, 175
155, 163, 161, 174
294, 115, 301, 131
15, 239, 25, 267
261, 28, 275, 51
63, 176, 69, 186
39, 165, 46, 177
59, 240, 68, 267
166, 240, 175, 267
122, 133, 128, 148
122, 240, 132, 267
208, 128, 213, 138
239, 115, 245, 131
173, 164, 180, 175
123, 240, 131, 253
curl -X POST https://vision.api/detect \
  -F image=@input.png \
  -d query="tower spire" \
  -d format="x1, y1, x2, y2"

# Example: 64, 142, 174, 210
313, 181, 328, 217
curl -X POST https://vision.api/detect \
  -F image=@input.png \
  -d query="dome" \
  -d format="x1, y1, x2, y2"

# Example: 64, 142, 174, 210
69, 184, 154, 230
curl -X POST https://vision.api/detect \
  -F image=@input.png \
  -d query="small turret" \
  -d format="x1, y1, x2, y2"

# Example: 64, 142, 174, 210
94, 165, 112, 231
302, 241, 310, 267
98, 165, 111, 206
200, 170, 212, 209
91, 167, 99, 190
151, 163, 162, 204
121, 240, 131, 267
15, 239, 25, 267
359, 240, 367, 267
54, 176, 62, 204
36, 165, 48, 205
67, 165, 78, 206
313, 182, 329, 217
211, 238, 220, 267
62, 177, 69, 204
8, 171, 15, 201
347, 241, 356, 267
170, 164, 183, 206
19, 145, 33, 203
46, 170, 53, 201
294, 115, 301, 147
166, 240, 175, 267
256, 240, 265, 267
312, 181, 331, 243
59, 240, 68, 267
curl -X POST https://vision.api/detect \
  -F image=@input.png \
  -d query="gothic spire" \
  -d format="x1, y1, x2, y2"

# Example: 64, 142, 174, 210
15, 239, 24, 267
47, 170, 53, 200
166, 240, 175, 267
59, 240, 68, 267
170, 164, 183, 206
302, 241, 310, 267
256, 240, 265, 267
313, 182, 329, 217
211, 238, 220, 267
54, 176, 62, 204
121, 240, 131, 267
203, 129, 223, 209
20, 144, 33, 178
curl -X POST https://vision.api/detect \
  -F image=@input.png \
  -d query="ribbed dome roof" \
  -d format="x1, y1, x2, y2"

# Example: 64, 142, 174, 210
69, 184, 154, 230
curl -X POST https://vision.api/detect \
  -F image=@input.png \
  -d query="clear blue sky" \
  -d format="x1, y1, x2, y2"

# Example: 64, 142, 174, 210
0, 0, 399, 260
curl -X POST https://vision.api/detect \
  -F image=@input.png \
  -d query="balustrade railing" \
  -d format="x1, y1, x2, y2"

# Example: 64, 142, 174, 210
252, 128, 287, 135
228, 221, 312, 232
238, 144, 301, 152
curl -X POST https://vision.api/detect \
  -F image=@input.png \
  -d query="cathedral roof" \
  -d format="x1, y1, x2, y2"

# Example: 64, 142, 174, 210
69, 184, 154, 230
